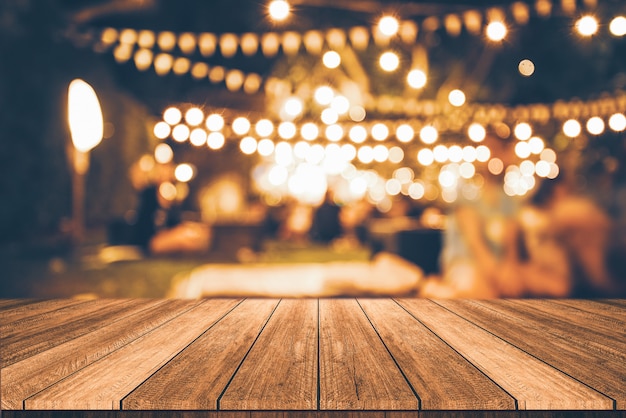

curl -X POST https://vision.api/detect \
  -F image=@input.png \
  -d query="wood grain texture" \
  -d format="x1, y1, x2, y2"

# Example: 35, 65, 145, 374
123, 298, 280, 410
1, 299, 157, 367
319, 299, 418, 411
0, 299, 85, 324
357, 298, 515, 410
220, 299, 318, 411
457, 299, 626, 409
552, 299, 626, 323
396, 299, 614, 410
1, 299, 199, 409
23, 299, 241, 410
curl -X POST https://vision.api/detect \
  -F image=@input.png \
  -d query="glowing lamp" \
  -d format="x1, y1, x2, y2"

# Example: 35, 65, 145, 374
68, 79, 103, 153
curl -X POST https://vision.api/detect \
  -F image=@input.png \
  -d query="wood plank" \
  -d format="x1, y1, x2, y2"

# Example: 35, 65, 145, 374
123, 299, 280, 410
552, 299, 626, 323
396, 299, 613, 410
0, 299, 88, 326
1, 299, 200, 410
1, 299, 157, 367
219, 299, 318, 411
357, 299, 515, 410
511, 299, 626, 340
0, 299, 45, 313
23, 299, 242, 410
462, 299, 626, 409
477, 299, 626, 365
319, 299, 418, 411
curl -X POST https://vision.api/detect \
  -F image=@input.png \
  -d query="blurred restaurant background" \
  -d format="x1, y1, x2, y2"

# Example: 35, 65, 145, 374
0, 0, 625, 298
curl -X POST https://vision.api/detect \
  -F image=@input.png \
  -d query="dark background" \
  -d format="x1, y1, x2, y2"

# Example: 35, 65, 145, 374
0, 0, 625, 248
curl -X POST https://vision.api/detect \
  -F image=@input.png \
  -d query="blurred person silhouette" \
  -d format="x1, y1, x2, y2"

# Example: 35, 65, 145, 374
126, 160, 211, 256
419, 134, 527, 298
309, 189, 342, 244
524, 172, 622, 297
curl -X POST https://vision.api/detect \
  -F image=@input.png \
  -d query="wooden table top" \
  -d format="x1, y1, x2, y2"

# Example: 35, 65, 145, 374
1, 298, 625, 417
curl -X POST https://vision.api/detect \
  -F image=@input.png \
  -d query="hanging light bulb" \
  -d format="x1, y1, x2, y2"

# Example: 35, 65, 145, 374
268, 0, 290, 21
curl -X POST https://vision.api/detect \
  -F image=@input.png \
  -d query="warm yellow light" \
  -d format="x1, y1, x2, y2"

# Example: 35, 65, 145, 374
388, 146, 404, 163
178, 32, 197, 55
357, 146, 374, 164
244, 74, 263, 94
419, 125, 438, 144
576, 15, 599, 36
535, 160, 551, 178
301, 122, 319, 141
314, 86, 334, 105
379, 51, 400, 72
563, 119, 582, 137
486, 21, 507, 41
514, 122, 532, 140
433, 145, 449, 163
407, 69, 427, 89
325, 124, 344, 142
232, 117, 251, 135
159, 182, 177, 201
349, 106, 366, 122
269, 165, 289, 186
240, 136, 258, 154
371, 123, 389, 141
488, 158, 504, 175
476, 145, 490, 162
518, 59, 535, 76
137, 30, 155, 48
172, 124, 190, 142
225, 70, 244, 91
207, 132, 225, 149
609, 113, 626, 131
278, 121, 297, 139
175, 164, 195, 182
198, 33, 217, 56
113, 44, 133, 63
283, 97, 304, 118
417, 149, 434, 167
528, 136, 545, 154
220, 34, 239, 58
274, 142, 293, 166
378, 16, 400, 37
172, 57, 191, 75
119, 28, 138, 45
157, 31, 177, 51
515, 141, 531, 158
68, 79, 103, 153
154, 53, 174, 76
586, 116, 605, 135
341, 144, 357, 161
100, 28, 118, 45
385, 178, 402, 195
323, 51, 341, 69
154, 144, 173, 164
268, 0, 290, 21
163, 107, 182, 125
258, 138, 275, 156
189, 128, 207, 146
448, 145, 463, 163
191, 62, 209, 79
153, 121, 171, 139
467, 123, 486, 142
206, 113, 225, 131
185, 107, 204, 126
255, 119, 274, 137
540, 148, 557, 163
349, 125, 367, 143
330, 95, 350, 115
448, 89, 466, 107
408, 182, 425, 199
134, 49, 153, 71
610, 16, 626, 37
321, 108, 339, 125
396, 124, 414, 143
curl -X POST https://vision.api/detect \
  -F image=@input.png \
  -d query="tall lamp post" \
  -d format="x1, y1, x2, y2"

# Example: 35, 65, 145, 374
67, 79, 103, 243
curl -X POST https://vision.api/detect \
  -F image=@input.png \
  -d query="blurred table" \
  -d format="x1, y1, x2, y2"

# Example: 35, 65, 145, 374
1, 298, 625, 416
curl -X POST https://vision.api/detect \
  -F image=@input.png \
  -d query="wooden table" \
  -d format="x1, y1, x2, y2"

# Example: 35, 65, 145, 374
2, 298, 625, 417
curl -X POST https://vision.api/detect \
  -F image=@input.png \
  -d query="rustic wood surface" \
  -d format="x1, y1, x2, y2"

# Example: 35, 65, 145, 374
1, 298, 625, 416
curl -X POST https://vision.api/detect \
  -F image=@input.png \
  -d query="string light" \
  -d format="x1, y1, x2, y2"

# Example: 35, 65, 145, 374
378, 16, 400, 37
610, 16, 626, 36
379, 51, 400, 72
322, 51, 341, 69
268, 0, 290, 22
576, 15, 599, 36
